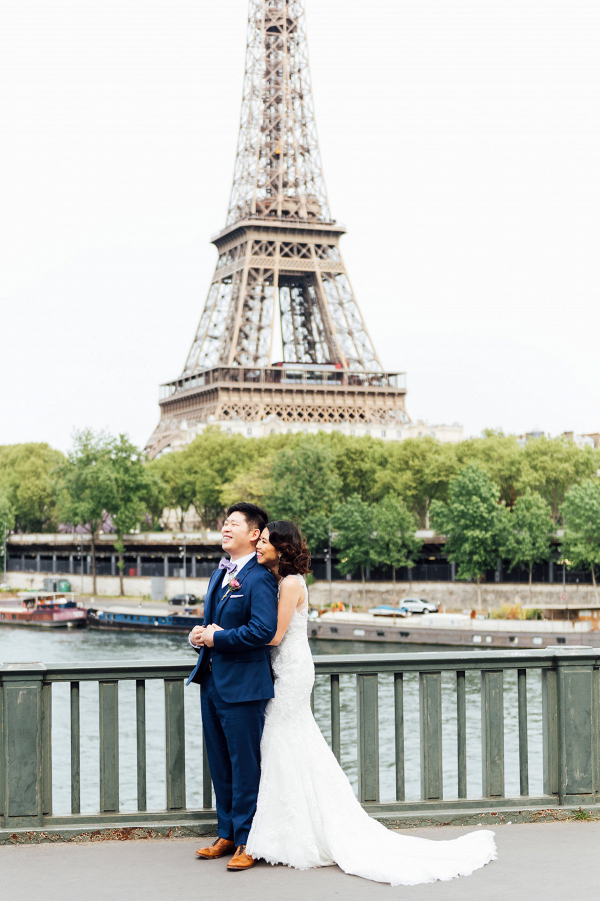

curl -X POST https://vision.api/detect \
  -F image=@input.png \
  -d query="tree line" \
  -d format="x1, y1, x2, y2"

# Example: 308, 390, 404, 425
1, 428, 599, 597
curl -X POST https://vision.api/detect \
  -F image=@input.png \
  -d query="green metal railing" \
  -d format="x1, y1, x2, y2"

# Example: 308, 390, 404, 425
1, 648, 599, 831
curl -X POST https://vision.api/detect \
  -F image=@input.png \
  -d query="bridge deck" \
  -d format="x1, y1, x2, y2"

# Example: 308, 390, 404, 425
2, 822, 596, 901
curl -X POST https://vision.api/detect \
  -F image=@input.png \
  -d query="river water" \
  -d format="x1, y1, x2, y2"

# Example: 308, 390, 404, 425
0, 628, 544, 815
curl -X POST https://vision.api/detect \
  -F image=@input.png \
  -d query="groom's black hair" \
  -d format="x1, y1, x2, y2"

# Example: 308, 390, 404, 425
226, 502, 269, 534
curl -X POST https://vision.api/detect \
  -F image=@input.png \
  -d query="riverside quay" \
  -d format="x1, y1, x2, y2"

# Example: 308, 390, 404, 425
5, 532, 597, 586
2, 648, 600, 842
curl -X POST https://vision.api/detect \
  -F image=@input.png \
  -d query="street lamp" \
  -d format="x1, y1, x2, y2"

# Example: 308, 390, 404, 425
80, 537, 84, 595
2, 523, 7, 586
327, 519, 333, 607
180, 535, 187, 597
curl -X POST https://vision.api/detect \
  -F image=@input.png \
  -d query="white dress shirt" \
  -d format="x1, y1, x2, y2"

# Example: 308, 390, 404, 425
219, 551, 256, 588
189, 552, 256, 648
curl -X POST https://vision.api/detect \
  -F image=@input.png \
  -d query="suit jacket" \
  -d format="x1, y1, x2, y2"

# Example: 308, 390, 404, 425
186, 555, 279, 703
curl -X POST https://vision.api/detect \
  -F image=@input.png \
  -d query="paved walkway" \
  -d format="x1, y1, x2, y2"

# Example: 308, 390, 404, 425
2, 822, 597, 901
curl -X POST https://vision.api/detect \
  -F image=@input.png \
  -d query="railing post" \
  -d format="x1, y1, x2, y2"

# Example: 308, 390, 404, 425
517, 669, 529, 797
136, 680, 147, 812
0, 678, 3, 825
456, 671, 467, 798
330, 674, 341, 763
481, 669, 504, 798
542, 666, 559, 797
393, 673, 405, 801
1, 663, 46, 827
99, 680, 119, 814
70, 682, 80, 814
165, 679, 186, 811
356, 673, 379, 803
42, 682, 52, 816
556, 651, 598, 805
419, 671, 443, 801
594, 664, 600, 800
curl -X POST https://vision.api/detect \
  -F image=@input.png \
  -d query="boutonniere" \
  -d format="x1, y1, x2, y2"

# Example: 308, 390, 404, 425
221, 578, 241, 602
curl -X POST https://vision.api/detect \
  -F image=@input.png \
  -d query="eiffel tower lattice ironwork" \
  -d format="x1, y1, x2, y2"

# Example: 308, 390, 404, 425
146, 0, 408, 457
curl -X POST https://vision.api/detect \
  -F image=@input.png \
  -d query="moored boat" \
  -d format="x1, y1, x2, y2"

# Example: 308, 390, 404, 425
0, 592, 87, 628
310, 610, 600, 649
87, 606, 204, 634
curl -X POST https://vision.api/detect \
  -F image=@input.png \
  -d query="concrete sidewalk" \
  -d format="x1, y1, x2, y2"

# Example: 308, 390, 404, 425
1, 822, 596, 901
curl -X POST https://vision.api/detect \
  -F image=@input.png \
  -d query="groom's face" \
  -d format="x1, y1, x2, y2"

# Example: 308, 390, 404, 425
222, 511, 260, 559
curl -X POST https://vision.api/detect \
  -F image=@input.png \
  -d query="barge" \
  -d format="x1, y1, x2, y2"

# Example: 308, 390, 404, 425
87, 606, 203, 634
0, 592, 87, 628
311, 611, 600, 649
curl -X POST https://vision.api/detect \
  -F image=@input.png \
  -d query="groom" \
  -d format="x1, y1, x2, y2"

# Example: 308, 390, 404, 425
187, 502, 278, 871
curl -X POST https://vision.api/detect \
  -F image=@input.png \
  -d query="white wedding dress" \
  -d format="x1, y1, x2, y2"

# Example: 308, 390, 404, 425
246, 575, 497, 886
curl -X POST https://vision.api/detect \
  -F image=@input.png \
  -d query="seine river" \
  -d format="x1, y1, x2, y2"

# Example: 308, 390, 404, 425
0, 628, 544, 815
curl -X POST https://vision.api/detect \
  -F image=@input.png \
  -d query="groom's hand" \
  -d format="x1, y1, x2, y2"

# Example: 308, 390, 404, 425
201, 624, 224, 648
189, 625, 206, 647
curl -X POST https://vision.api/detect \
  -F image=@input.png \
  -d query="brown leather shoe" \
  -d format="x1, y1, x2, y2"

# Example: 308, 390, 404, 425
196, 838, 236, 859
226, 845, 256, 871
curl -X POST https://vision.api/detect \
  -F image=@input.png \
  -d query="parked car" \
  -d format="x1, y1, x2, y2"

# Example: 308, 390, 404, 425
399, 597, 439, 614
369, 605, 410, 617
168, 593, 200, 606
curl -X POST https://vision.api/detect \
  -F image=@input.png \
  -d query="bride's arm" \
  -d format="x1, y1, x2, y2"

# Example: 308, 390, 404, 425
268, 577, 303, 646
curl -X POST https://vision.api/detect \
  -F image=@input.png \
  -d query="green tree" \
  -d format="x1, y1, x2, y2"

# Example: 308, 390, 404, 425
183, 427, 255, 527
266, 439, 342, 552
107, 435, 157, 596
431, 464, 508, 608
0, 443, 65, 532
59, 430, 117, 595
323, 433, 387, 502
502, 489, 553, 591
372, 494, 422, 603
374, 437, 459, 528
149, 451, 196, 530
458, 431, 525, 506
562, 480, 600, 603
0, 492, 15, 581
331, 494, 377, 605
521, 436, 599, 523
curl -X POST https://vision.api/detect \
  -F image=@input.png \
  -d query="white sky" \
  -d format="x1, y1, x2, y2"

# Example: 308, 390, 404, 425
1, 0, 599, 452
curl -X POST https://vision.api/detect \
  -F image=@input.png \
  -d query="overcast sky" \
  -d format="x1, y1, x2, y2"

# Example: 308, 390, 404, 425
1, 0, 599, 452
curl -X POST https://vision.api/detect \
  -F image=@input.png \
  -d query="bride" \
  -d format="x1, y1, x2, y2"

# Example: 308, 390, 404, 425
215, 520, 497, 886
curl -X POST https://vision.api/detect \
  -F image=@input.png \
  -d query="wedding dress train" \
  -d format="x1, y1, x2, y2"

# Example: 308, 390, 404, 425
246, 575, 496, 886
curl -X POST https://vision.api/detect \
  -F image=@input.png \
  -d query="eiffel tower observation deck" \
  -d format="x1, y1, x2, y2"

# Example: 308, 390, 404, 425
146, 0, 409, 458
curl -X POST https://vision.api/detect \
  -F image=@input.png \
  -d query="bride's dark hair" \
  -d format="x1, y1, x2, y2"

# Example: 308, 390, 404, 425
266, 521, 311, 578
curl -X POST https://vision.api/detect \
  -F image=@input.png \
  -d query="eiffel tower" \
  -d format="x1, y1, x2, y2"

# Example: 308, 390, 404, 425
146, 0, 408, 457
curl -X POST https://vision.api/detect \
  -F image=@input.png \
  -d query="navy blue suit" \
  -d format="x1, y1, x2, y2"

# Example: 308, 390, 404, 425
187, 555, 278, 845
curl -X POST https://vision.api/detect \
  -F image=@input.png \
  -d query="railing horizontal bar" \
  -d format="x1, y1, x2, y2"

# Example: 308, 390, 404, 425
3, 648, 599, 682
41, 794, 557, 828
360, 795, 556, 815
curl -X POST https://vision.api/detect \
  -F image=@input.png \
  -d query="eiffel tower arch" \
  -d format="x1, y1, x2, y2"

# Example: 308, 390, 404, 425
146, 0, 409, 458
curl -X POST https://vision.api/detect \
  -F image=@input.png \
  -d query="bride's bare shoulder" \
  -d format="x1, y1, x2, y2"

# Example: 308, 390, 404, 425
279, 574, 305, 602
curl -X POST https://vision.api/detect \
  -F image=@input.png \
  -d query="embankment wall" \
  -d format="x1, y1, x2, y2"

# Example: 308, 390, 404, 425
5, 571, 597, 609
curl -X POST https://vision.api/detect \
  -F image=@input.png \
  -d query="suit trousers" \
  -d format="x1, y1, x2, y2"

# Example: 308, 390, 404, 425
200, 668, 267, 846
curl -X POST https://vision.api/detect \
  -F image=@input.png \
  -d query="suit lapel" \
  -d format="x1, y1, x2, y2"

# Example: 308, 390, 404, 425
215, 556, 257, 620
203, 569, 222, 624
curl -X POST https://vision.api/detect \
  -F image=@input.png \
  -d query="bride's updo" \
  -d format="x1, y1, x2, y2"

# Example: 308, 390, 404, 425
266, 521, 311, 578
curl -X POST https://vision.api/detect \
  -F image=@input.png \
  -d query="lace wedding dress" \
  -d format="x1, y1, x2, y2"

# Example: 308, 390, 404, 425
246, 575, 497, 886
